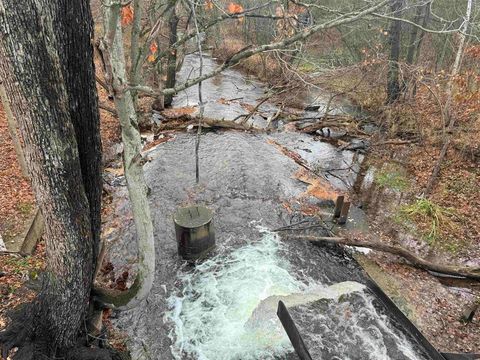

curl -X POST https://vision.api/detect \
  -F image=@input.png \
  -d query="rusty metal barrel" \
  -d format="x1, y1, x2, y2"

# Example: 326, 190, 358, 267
174, 205, 215, 261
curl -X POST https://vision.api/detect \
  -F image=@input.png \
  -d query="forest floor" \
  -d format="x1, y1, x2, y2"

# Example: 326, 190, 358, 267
0, 105, 35, 251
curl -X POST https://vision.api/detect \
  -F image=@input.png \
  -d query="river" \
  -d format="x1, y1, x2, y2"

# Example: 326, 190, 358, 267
107, 54, 444, 360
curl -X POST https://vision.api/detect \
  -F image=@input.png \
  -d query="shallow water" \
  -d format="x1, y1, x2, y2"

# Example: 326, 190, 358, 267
173, 54, 279, 129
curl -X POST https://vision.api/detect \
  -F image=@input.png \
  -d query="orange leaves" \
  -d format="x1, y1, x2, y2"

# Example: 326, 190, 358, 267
227, 2, 244, 23
150, 42, 158, 53
466, 45, 480, 59
205, 0, 214, 10
227, 2, 244, 14
147, 42, 158, 63
121, 5, 134, 26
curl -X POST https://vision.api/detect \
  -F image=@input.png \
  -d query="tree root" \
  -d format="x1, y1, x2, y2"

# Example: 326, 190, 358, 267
65, 346, 126, 360
1, 301, 128, 360
286, 234, 480, 281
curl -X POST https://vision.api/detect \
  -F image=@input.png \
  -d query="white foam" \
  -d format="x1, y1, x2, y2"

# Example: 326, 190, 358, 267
165, 229, 421, 360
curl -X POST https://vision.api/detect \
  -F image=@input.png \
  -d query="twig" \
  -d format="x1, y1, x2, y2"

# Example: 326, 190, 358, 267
241, 96, 271, 126
98, 102, 118, 116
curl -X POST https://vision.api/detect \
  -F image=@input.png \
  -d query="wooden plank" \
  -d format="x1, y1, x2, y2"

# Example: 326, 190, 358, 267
337, 201, 351, 225
277, 300, 313, 360
333, 195, 344, 218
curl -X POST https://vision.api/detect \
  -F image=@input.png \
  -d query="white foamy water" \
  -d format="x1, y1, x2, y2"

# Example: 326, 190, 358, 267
165, 229, 423, 360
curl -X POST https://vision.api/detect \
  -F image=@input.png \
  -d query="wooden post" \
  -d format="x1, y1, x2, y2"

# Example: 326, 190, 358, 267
333, 195, 344, 218
338, 201, 351, 225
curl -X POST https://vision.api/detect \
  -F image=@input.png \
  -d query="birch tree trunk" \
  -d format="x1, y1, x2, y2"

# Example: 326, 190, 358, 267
94, 3, 155, 310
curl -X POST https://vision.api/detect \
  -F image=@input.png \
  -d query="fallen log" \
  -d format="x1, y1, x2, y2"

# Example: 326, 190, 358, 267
286, 234, 480, 281
296, 115, 354, 133
371, 139, 416, 146
156, 117, 254, 132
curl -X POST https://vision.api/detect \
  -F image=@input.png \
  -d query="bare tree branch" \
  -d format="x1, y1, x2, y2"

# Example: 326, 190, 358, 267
133, 0, 389, 98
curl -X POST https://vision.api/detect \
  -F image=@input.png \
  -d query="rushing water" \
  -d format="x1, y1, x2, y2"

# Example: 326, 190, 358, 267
165, 228, 422, 360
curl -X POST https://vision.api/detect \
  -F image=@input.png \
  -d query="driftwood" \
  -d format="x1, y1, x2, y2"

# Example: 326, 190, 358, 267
297, 119, 356, 134
156, 117, 258, 132
295, 116, 376, 140
267, 140, 315, 173
287, 234, 480, 281
371, 139, 416, 146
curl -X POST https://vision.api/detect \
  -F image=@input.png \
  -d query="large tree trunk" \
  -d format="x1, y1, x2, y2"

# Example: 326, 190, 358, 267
0, 0, 105, 358
52, 0, 103, 263
386, 0, 403, 104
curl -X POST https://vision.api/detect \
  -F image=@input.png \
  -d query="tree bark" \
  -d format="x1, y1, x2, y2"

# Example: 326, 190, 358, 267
130, 0, 143, 108
0, 0, 97, 355
0, 1, 110, 358
164, 4, 179, 107
386, 0, 403, 104
51, 0, 103, 264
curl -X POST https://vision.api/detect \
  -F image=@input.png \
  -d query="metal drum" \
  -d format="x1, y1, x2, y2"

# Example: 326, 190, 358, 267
174, 205, 215, 261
